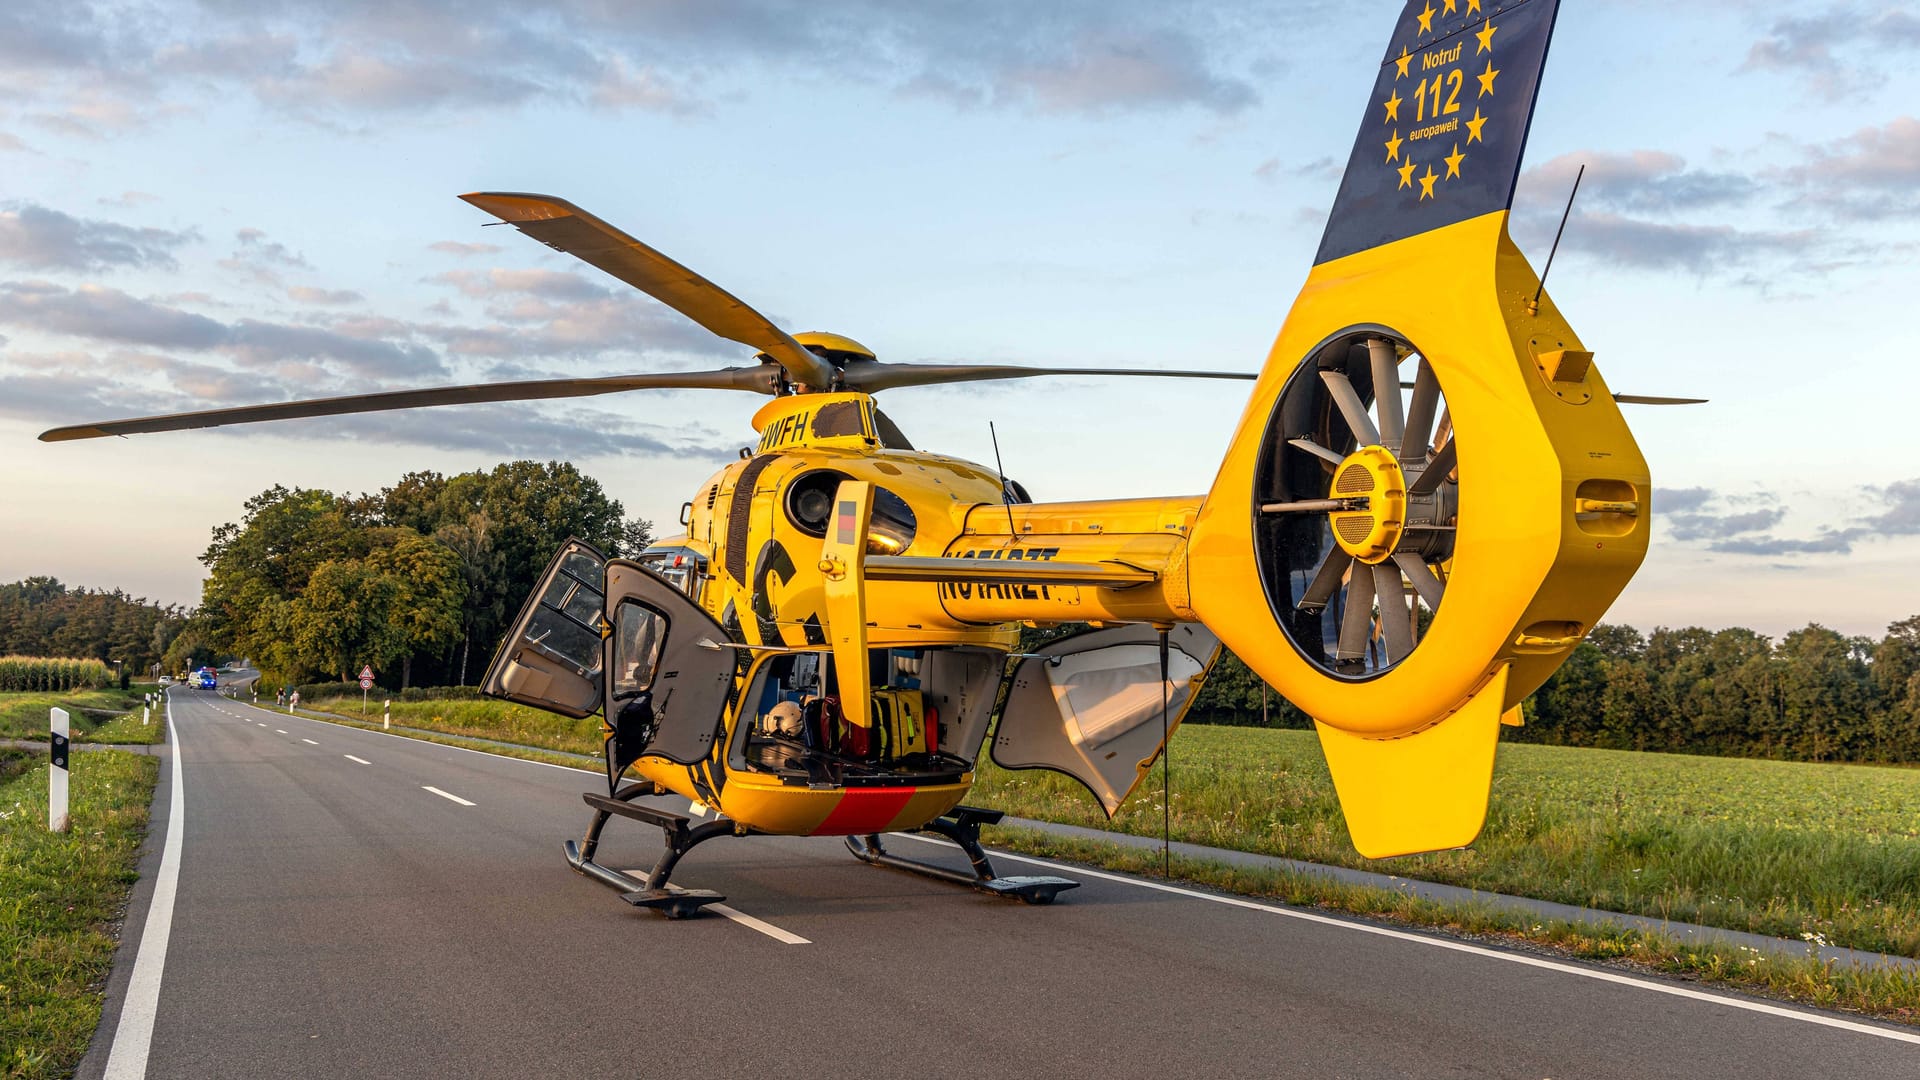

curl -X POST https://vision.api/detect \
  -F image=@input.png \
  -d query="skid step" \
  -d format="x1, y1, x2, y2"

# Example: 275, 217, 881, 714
621, 888, 726, 920
567, 785, 737, 918
979, 876, 1079, 905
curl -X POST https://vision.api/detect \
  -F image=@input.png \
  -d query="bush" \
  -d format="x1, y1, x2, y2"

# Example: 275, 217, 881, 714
0, 657, 113, 693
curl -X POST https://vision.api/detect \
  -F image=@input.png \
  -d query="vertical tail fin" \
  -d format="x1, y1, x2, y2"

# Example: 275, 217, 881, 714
1185, 0, 1650, 858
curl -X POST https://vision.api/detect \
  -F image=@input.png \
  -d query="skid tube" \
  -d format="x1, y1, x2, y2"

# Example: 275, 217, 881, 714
563, 782, 737, 919
845, 805, 1079, 905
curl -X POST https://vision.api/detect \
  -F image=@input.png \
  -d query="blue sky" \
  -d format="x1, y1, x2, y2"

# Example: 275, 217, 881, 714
3, 0, 1918, 638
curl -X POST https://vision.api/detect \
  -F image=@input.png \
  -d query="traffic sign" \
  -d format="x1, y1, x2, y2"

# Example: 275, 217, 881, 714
359, 665, 374, 680
359, 676, 374, 690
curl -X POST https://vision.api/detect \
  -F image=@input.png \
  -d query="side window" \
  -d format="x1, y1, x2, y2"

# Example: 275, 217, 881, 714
527, 551, 605, 677
611, 600, 668, 699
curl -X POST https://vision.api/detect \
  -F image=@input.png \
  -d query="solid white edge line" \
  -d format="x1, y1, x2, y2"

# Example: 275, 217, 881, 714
102, 691, 185, 1078
422, 785, 475, 806
889, 833, 1920, 1047
343, 755, 370, 765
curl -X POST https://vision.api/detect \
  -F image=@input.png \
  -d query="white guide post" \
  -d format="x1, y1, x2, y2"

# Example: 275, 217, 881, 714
50, 706, 70, 832
143, 705, 151, 726
383, 699, 391, 730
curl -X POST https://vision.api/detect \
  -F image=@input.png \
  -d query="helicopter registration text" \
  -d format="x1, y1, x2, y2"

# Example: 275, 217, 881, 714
935, 547, 1063, 600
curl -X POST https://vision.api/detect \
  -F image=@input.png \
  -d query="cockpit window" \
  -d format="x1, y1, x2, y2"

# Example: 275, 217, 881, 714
635, 546, 707, 602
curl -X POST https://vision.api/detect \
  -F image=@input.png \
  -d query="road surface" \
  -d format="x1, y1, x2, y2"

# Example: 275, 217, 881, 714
78, 687, 1920, 1079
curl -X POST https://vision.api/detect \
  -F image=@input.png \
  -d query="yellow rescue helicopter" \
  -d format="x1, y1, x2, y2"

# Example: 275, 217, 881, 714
43, 0, 1684, 917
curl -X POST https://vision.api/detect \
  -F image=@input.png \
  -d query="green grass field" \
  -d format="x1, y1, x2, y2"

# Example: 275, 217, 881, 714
0, 748, 160, 1080
972, 726, 1920, 957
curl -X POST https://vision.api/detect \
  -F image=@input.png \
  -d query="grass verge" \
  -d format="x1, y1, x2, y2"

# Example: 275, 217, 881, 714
0, 690, 164, 745
982, 825, 1920, 1027
241, 700, 600, 773
0, 749, 160, 1080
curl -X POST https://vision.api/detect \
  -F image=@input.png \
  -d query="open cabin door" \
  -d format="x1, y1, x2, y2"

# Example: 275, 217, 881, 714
992, 623, 1221, 817
602, 561, 737, 788
481, 538, 607, 719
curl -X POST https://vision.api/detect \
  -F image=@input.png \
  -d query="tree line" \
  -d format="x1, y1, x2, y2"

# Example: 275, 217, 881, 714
1188, 618, 1920, 764
196, 460, 651, 689
0, 577, 186, 678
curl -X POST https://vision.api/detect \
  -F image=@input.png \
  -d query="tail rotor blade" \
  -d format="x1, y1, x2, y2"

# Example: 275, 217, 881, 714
1335, 561, 1376, 663
1391, 552, 1446, 609
1320, 370, 1380, 446
1299, 548, 1354, 611
1372, 562, 1415, 661
1401, 358, 1440, 462
1368, 338, 1403, 449
1409, 439, 1456, 496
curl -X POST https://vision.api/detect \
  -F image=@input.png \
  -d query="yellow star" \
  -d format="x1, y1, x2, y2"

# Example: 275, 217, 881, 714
1477, 59, 1501, 97
1465, 107, 1488, 143
1395, 47, 1412, 78
1443, 0, 1458, 12
1467, 0, 1481, 12
1385, 128, 1404, 162
1417, 1, 1436, 34
1397, 159, 1417, 190
1418, 165, 1438, 200
1383, 88, 1403, 122
1476, 18, 1498, 54
1444, 142, 1465, 178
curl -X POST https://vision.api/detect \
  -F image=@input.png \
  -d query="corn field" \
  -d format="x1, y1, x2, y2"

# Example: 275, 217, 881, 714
0, 656, 113, 692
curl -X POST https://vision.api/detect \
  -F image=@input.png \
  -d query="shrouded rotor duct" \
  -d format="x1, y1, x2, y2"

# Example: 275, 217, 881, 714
1254, 329, 1457, 679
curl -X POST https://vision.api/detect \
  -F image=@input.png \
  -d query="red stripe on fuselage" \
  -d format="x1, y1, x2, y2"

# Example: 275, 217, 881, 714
811, 787, 916, 836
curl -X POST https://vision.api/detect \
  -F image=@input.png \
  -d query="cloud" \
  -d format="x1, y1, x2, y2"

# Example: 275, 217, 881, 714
0, 280, 445, 378
1550, 211, 1820, 274
286, 285, 364, 306
1778, 115, 1920, 222
0, 203, 196, 272
0, 132, 30, 153
98, 191, 160, 207
1860, 478, 1920, 537
427, 240, 503, 257
0, 0, 1271, 127
1743, 6, 1920, 99
430, 268, 610, 303
1518, 151, 1758, 216
1658, 481, 1920, 557
219, 226, 312, 286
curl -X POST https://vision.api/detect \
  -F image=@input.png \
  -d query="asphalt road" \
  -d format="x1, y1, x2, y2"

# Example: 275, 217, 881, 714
78, 688, 1920, 1079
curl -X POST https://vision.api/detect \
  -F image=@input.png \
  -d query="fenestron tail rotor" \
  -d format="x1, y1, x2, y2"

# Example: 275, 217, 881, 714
1258, 331, 1456, 677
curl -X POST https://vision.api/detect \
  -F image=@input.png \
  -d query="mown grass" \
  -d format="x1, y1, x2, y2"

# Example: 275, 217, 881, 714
250, 698, 601, 773
241, 692, 1920, 958
0, 749, 160, 1080
973, 727, 1920, 958
0, 690, 161, 745
983, 826, 1920, 1026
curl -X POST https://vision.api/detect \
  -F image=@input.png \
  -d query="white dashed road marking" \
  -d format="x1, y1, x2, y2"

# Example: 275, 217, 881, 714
301, 738, 318, 745
344, 755, 370, 765
423, 786, 474, 806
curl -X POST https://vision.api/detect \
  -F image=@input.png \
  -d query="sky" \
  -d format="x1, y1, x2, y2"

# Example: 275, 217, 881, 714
2, 0, 1917, 640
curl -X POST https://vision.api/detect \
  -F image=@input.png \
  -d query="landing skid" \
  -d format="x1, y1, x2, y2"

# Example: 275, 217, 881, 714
845, 805, 1079, 905
564, 783, 735, 919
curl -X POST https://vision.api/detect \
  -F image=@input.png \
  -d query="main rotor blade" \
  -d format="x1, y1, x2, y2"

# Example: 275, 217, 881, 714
460, 192, 837, 390
1613, 394, 1709, 405
38, 367, 777, 442
1367, 339, 1403, 449
836, 361, 1256, 393
1319, 370, 1380, 446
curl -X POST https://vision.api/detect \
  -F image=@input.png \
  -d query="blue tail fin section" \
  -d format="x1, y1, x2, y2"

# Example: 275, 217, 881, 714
1314, 0, 1561, 265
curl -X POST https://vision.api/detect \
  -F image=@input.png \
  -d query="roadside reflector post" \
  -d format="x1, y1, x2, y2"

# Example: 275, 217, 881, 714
384, 699, 391, 730
143, 705, 150, 726
49, 707, 70, 833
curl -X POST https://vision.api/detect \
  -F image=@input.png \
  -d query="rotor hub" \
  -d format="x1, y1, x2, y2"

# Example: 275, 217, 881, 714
1328, 444, 1405, 564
